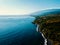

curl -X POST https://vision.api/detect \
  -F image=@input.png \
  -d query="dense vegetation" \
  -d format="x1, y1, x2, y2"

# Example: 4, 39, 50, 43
33, 15, 60, 45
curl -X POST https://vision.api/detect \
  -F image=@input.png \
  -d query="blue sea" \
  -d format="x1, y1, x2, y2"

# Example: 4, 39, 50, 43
0, 16, 44, 45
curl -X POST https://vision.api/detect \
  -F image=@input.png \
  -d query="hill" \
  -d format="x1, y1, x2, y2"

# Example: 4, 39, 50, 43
32, 9, 60, 45
31, 9, 60, 17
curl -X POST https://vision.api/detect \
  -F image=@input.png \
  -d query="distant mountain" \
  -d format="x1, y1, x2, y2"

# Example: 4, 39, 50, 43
31, 9, 60, 17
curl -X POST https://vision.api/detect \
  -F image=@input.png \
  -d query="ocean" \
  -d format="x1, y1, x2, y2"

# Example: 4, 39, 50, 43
0, 16, 44, 45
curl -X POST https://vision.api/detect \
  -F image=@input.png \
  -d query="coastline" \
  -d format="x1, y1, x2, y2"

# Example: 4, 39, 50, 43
36, 25, 47, 45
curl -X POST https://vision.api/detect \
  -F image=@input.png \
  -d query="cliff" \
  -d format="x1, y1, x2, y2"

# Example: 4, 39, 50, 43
33, 15, 60, 45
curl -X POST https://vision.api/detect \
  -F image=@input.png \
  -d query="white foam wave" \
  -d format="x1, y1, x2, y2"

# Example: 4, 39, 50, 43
36, 25, 47, 45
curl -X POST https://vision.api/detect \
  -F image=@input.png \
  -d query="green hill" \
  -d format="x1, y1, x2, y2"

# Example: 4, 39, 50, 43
33, 14, 60, 45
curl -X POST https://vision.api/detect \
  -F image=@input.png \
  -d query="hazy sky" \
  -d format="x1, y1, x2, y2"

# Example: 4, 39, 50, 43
0, 0, 60, 15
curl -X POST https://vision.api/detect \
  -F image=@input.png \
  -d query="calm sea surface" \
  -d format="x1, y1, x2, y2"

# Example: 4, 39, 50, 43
0, 16, 44, 45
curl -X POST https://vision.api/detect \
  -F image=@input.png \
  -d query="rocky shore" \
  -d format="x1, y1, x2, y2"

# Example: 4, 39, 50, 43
33, 14, 60, 45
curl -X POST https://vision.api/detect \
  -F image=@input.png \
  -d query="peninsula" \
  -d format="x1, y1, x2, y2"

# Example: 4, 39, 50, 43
32, 9, 60, 45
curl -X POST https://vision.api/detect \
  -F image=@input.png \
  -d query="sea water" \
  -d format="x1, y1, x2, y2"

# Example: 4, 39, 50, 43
0, 16, 44, 45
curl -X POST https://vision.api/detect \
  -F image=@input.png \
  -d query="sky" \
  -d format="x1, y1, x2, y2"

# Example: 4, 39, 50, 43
0, 0, 60, 15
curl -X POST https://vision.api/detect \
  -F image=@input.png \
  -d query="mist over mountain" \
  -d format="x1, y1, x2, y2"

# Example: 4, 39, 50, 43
31, 9, 60, 17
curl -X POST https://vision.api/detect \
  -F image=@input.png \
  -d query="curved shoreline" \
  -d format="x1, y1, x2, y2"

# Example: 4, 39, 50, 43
36, 25, 47, 45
